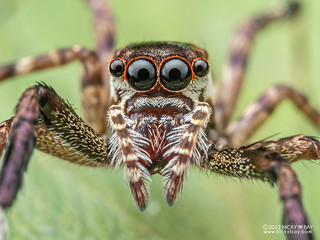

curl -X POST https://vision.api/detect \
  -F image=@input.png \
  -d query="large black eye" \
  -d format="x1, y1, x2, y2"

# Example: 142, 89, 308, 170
160, 58, 191, 91
193, 59, 209, 77
109, 59, 125, 77
126, 58, 157, 91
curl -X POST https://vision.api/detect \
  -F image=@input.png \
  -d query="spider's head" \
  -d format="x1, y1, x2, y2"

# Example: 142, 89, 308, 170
109, 41, 212, 114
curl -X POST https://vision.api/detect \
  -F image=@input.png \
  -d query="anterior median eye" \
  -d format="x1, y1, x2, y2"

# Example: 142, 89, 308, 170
126, 58, 157, 91
193, 59, 209, 77
109, 59, 125, 77
160, 58, 191, 91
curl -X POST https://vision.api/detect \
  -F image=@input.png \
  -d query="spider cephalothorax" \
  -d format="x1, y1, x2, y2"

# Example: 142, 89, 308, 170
0, 1, 319, 239
107, 42, 212, 208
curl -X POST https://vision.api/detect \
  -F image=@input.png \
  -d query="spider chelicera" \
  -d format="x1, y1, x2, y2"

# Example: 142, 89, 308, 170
0, 1, 319, 239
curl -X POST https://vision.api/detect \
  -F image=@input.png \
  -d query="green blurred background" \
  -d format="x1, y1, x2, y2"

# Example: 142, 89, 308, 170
0, 0, 319, 239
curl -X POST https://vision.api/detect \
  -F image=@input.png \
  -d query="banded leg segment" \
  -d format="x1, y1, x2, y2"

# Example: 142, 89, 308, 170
0, 46, 92, 80
215, 2, 300, 132
0, 84, 110, 209
226, 85, 320, 146
0, 46, 108, 135
108, 106, 151, 211
86, 0, 116, 111
163, 103, 211, 205
81, 50, 108, 135
202, 146, 313, 240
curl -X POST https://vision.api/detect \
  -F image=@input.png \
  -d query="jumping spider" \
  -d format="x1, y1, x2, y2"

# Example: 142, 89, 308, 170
0, 0, 319, 239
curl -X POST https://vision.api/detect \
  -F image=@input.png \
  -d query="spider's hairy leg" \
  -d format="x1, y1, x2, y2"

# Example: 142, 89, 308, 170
0, 46, 108, 135
202, 144, 314, 240
86, 0, 116, 111
163, 103, 211, 205
0, 88, 39, 239
0, 87, 40, 208
0, 84, 110, 209
0, 119, 13, 159
226, 85, 320, 146
80, 50, 108, 135
108, 106, 151, 211
215, 2, 300, 132
0, 47, 92, 81
251, 135, 320, 163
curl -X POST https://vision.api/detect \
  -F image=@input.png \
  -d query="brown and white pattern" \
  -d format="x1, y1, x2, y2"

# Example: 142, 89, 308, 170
108, 105, 151, 210
162, 103, 211, 204
0, 1, 319, 240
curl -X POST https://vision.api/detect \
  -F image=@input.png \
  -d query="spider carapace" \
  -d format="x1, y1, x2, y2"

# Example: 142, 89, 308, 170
0, 1, 319, 239
108, 42, 212, 209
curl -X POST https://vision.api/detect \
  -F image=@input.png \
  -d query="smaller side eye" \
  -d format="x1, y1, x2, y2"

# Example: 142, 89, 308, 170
109, 59, 125, 77
193, 59, 209, 77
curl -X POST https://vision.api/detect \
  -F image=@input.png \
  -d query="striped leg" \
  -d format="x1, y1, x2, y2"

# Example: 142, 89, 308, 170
226, 85, 320, 146
0, 46, 92, 81
0, 46, 108, 135
202, 142, 317, 240
163, 103, 211, 205
107, 106, 151, 211
86, 0, 116, 111
215, 2, 300, 132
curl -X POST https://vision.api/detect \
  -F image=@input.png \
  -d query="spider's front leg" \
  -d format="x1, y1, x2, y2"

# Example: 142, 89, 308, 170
0, 87, 41, 208
163, 103, 211, 205
108, 106, 151, 210
0, 84, 110, 212
202, 135, 320, 240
